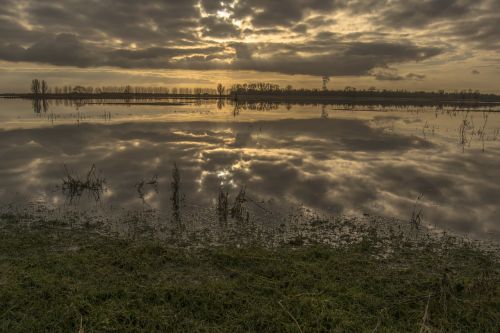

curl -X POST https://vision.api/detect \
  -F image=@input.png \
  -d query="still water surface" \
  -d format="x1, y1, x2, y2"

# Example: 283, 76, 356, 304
1, 98, 499, 240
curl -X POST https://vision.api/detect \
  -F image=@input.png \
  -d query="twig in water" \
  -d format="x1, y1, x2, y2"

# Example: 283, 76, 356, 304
135, 175, 159, 204
171, 163, 181, 222
231, 186, 248, 222
62, 164, 106, 204
216, 187, 229, 222
409, 193, 424, 230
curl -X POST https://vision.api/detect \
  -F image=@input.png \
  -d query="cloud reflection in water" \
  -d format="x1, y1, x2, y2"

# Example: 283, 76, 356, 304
0, 115, 499, 240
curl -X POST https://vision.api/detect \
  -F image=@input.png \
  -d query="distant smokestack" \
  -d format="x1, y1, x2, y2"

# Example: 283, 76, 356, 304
322, 76, 330, 91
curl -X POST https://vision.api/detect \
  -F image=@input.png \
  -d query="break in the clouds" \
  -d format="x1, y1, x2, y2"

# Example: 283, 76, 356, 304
0, 0, 499, 90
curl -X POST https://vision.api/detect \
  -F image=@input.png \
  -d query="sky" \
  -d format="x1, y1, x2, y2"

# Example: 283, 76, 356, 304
0, 0, 499, 93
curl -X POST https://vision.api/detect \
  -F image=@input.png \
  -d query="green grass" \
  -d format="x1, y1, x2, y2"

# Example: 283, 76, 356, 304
0, 226, 499, 332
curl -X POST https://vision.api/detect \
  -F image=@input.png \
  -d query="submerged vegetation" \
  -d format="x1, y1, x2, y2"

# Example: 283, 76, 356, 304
61, 164, 106, 204
135, 175, 159, 205
230, 186, 249, 223
170, 163, 182, 223
217, 187, 229, 223
409, 194, 424, 231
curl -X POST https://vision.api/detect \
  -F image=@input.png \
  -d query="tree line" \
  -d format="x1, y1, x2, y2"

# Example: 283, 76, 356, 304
29, 79, 221, 96
28, 79, 499, 101
229, 82, 499, 101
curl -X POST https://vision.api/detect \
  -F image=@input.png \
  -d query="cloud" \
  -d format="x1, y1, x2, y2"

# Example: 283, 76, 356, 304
229, 41, 441, 76
405, 73, 426, 80
372, 0, 478, 28
371, 68, 427, 81
0, 34, 100, 67
0, 0, 497, 78
228, 0, 339, 28
0, 31, 442, 77
200, 16, 241, 38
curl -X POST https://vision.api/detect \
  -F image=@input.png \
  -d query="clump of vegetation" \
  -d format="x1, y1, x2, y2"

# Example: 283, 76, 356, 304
477, 112, 489, 152
135, 175, 159, 205
217, 187, 229, 222
231, 186, 249, 222
409, 193, 424, 230
61, 164, 106, 204
171, 163, 181, 222
458, 111, 474, 151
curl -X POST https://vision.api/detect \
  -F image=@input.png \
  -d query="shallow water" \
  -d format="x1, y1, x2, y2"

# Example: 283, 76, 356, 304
1, 98, 499, 241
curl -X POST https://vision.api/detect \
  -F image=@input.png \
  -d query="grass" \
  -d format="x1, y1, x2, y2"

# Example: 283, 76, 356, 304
0, 223, 498, 333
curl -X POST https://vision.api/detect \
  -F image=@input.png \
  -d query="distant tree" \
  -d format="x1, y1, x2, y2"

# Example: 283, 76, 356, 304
72, 86, 86, 94
217, 83, 225, 96
31, 79, 40, 95
41, 80, 48, 95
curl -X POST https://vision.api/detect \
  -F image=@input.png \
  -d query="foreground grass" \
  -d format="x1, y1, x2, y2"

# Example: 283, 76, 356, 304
0, 227, 499, 332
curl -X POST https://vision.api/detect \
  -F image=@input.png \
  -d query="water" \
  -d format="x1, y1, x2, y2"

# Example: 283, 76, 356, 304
1, 98, 499, 241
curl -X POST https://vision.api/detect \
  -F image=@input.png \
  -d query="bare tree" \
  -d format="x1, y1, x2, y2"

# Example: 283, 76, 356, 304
41, 80, 48, 95
31, 79, 40, 95
217, 83, 225, 96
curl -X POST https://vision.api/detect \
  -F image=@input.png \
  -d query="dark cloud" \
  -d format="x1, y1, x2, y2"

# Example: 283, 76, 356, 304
229, 0, 339, 28
444, 15, 500, 50
374, 0, 477, 28
305, 16, 337, 28
230, 41, 441, 77
371, 68, 405, 81
361, 0, 500, 51
200, 16, 240, 38
405, 73, 426, 80
0, 34, 100, 67
371, 68, 426, 81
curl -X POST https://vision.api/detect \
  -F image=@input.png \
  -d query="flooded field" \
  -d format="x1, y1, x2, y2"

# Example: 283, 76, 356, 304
1, 98, 499, 243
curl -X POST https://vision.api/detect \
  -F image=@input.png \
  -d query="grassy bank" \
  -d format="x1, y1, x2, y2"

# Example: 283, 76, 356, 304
0, 226, 499, 332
